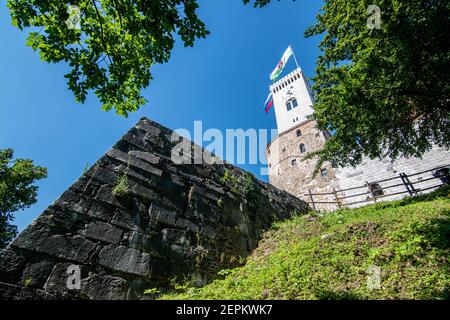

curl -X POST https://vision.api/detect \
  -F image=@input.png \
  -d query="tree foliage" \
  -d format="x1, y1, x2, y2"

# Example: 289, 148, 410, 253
246, 0, 450, 169
8, 0, 450, 166
7, 0, 209, 116
0, 149, 47, 248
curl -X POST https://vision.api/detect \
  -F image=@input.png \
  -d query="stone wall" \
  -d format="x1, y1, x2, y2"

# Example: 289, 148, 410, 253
0, 118, 309, 300
267, 120, 450, 210
267, 120, 339, 210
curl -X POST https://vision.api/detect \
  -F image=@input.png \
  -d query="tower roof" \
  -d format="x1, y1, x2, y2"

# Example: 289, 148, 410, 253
270, 67, 302, 92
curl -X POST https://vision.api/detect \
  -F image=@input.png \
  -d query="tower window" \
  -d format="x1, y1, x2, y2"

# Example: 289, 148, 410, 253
299, 143, 306, 153
291, 159, 297, 166
286, 98, 298, 111
286, 101, 292, 111
296, 129, 302, 137
320, 168, 329, 178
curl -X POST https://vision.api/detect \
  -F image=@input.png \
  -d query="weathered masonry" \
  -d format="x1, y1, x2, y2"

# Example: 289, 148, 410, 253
266, 67, 450, 210
0, 118, 308, 300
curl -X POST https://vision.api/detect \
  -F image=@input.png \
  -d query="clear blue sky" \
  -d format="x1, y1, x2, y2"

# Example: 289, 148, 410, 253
0, 0, 323, 231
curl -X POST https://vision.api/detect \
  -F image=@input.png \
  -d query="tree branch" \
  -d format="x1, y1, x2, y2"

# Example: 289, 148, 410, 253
91, 0, 113, 66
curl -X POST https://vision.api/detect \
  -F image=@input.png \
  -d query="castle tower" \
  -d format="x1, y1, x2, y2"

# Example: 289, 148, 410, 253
271, 68, 314, 133
266, 65, 450, 210
266, 67, 338, 204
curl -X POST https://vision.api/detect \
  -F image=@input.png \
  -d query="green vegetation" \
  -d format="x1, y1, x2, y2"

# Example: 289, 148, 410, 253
8, 1, 448, 173
220, 169, 241, 195
161, 187, 450, 300
0, 148, 47, 249
7, 0, 209, 116
112, 171, 129, 198
220, 169, 258, 211
249, 0, 450, 172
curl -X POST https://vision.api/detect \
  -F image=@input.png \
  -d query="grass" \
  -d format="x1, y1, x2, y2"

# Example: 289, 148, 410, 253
160, 186, 450, 300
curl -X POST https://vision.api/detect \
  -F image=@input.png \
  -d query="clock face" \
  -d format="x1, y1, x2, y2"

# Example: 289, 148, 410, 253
286, 85, 294, 98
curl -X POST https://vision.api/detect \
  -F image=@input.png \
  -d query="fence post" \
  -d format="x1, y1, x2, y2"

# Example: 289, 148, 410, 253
333, 187, 341, 209
366, 181, 377, 203
403, 173, 418, 196
308, 189, 317, 211
400, 173, 413, 196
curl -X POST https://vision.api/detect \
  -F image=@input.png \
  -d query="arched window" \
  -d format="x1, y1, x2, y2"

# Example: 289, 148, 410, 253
286, 100, 291, 111
296, 129, 302, 137
286, 98, 298, 111
299, 143, 306, 153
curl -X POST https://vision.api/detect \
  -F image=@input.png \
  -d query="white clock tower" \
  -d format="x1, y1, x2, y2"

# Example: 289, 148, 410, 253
266, 65, 336, 209
266, 59, 450, 212
269, 67, 315, 134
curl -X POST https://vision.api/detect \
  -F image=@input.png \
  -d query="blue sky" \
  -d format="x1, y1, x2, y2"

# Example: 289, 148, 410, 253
0, 0, 323, 231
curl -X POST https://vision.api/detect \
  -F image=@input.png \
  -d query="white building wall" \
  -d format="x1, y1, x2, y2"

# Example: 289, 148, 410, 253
334, 145, 450, 206
270, 68, 314, 134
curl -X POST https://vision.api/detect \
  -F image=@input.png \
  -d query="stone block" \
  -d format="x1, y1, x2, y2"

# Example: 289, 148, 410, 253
129, 150, 160, 165
98, 245, 150, 277
21, 259, 55, 288
44, 262, 82, 296
0, 249, 26, 283
83, 221, 123, 244
95, 185, 124, 208
11, 226, 96, 263
81, 273, 128, 300
128, 182, 159, 201
90, 166, 117, 185
106, 148, 163, 177
0, 282, 56, 300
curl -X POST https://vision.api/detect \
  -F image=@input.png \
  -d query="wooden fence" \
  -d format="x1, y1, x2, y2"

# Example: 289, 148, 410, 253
305, 164, 449, 211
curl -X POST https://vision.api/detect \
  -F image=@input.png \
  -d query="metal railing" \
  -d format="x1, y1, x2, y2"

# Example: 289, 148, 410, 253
305, 164, 449, 211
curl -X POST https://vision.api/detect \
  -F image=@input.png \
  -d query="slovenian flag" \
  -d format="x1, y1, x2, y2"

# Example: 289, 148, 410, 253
264, 92, 273, 113
270, 46, 293, 82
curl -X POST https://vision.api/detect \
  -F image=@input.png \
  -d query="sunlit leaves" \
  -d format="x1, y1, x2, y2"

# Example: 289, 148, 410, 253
247, 0, 450, 167
305, 0, 450, 167
8, 0, 209, 116
0, 149, 47, 248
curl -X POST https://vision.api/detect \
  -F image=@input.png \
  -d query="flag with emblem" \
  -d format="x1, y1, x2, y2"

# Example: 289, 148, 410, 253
270, 46, 293, 82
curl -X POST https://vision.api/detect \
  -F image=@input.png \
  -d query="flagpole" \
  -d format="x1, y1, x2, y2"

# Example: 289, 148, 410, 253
290, 44, 301, 71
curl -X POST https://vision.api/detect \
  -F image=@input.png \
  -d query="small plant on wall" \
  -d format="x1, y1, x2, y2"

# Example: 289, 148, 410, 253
112, 171, 129, 197
112, 155, 131, 197
220, 169, 241, 194
220, 169, 258, 211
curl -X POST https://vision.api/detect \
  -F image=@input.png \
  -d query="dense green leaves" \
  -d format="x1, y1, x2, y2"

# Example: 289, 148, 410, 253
246, 0, 450, 168
7, 0, 209, 116
0, 149, 47, 248
306, 0, 450, 168
8, 0, 450, 166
